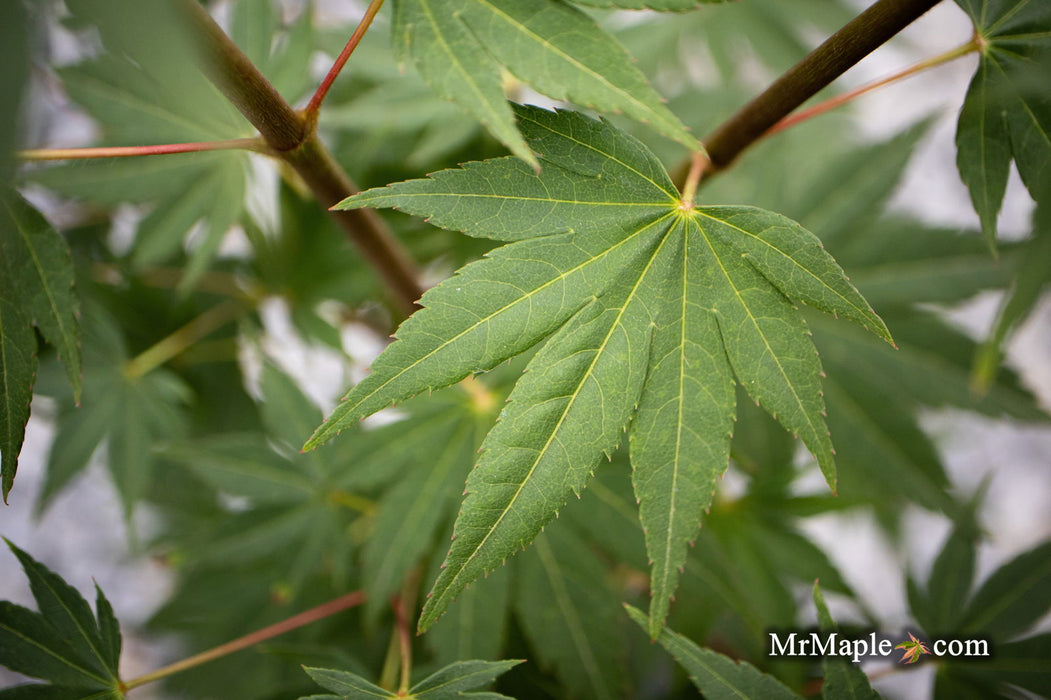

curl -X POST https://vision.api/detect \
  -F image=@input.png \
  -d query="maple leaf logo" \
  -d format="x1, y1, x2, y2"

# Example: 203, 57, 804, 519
895, 632, 931, 664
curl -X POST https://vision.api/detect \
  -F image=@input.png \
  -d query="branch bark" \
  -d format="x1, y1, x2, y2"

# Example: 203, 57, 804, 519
697, 0, 942, 179
179, 0, 423, 313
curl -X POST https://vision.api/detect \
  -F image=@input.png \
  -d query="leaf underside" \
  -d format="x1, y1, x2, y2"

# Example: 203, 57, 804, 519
310, 105, 889, 634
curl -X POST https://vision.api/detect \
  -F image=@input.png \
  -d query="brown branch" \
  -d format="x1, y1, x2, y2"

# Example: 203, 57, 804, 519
692, 0, 943, 183
178, 0, 423, 314
765, 37, 978, 138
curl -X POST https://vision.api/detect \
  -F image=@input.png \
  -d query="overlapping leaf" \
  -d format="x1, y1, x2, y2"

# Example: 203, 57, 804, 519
390, 0, 699, 168
425, 561, 511, 668
513, 523, 627, 699
309, 106, 889, 634
0, 193, 81, 501
955, 0, 1051, 245
0, 541, 124, 699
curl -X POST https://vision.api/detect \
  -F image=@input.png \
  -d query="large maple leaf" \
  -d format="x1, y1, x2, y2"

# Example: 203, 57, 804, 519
305, 105, 890, 635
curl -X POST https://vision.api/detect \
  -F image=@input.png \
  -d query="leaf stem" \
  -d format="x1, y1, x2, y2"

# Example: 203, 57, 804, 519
765, 37, 979, 138
18, 137, 267, 161
678, 151, 709, 209
178, 0, 423, 314
121, 590, 366, 691
123, 298, 248, 380
392, 593, 413, 694
326, 488, 376, 515
696, 0, 942, 180
304, 0, 386, 125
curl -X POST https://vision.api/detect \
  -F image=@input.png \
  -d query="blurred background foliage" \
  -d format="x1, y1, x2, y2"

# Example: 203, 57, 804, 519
1, 1, 1049, 699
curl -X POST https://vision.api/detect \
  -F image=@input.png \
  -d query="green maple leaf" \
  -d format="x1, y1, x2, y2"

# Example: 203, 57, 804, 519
37, 301, 188, 521
914, 526, 1051, 698
719, 120, 1046, 516
625, 605, 801, 699
161, 364, 488, 609
0, 193, 81, 501
972, 199, 1051, 392
301, 659, 522, 700
307, 105, 890, 635
513, 523, 627, 698
955, 0, 1051, 246
390, 0, 699, 169
0, 541, 124, 699
615, 0, 856, 85
813, 583, 881, 699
